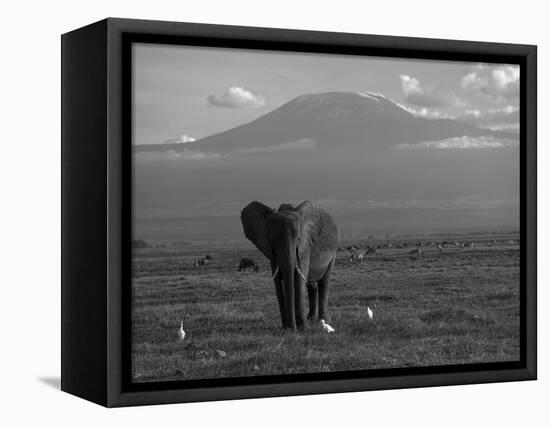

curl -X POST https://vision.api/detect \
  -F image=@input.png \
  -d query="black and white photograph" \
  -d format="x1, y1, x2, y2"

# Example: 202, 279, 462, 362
1, 0, 546, 418
130, 42, 521, 384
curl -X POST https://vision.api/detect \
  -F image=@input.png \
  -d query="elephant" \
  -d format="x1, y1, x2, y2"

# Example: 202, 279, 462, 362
241, 200, 339, 331
238, 257, 259, 272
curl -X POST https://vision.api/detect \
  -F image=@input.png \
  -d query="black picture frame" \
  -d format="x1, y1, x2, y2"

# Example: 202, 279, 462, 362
61, 17, 537, 407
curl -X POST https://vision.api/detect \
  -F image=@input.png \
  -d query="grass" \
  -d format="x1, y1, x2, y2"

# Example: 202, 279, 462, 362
131, 234, 520, 383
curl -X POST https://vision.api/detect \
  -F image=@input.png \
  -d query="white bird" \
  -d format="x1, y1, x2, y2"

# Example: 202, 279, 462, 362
178, 321, 186, 341
367, 307, 374, 320
320, 319, 335, 333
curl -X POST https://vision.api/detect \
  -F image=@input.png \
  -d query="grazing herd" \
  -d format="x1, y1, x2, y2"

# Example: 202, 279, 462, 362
192, 254, 262, 272
186, 238, 518, 272
339, 238, 517, 262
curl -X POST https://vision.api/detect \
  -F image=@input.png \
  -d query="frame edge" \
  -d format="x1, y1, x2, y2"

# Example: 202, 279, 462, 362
61, 19, 110, 407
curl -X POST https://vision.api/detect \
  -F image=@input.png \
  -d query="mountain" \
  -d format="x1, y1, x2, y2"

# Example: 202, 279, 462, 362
134, 91, 516, 154
133, 91, 519, 240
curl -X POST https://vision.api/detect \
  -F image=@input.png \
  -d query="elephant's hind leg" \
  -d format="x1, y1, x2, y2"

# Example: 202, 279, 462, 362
318, 257, 335, 322
307, 282, 318, 320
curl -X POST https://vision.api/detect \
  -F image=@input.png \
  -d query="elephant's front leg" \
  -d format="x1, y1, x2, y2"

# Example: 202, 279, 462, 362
273, 274, 288, 329
307, 282, 318, 321
294, 269, 308, 329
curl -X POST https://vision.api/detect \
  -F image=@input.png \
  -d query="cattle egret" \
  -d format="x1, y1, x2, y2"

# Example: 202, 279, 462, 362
320, 319, 335, 333
367, 307, 374, 320
178, 321, 186, 341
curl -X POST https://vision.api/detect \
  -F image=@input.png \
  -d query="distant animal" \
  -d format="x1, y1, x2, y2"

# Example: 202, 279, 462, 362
416, 241, 424, 247
349, 251, 365, 263
367, 307, 374, 321
468, 242, 475, 248
409, 248, 421, 258
438, 243, 443, 254
205, 254, 213, 260
178, 321, 186, 341
194, 257, 210, 267
365, 247, 377, 257
238, 257, 259, 272
320, 319, 335, 333
241, 200, 339, 331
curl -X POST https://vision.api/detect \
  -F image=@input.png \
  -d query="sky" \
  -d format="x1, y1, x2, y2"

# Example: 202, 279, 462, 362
133, 43, 520, 145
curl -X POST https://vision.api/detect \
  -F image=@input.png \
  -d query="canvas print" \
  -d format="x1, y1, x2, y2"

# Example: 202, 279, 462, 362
131, 43, 520, 383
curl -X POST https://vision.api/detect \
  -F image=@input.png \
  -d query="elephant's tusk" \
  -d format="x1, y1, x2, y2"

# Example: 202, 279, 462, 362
271, 265, 280, 280
295, 264, 308, 282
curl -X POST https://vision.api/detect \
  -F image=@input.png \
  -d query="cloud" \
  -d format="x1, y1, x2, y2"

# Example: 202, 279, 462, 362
400, 75, 463, 107
135, 149, 223, 162
207, 87, 266, 108
461, 64, 519, 101
178, 134, 196, 143
395, 102, 452, 119
238, 138, 317, 153
457, 105, 519, 130
396, 98, 519, 131
164, 134, 196, 144
396, 135, 517, 151
400, 75, 422, 95
135, 138, 317, 161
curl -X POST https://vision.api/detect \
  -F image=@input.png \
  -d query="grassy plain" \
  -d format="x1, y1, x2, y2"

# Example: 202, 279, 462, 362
131, 233, 520, 383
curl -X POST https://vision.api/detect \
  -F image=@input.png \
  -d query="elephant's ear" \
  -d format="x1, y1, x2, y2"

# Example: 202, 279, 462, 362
241, 201, 274, 260
296, 200, 322, 255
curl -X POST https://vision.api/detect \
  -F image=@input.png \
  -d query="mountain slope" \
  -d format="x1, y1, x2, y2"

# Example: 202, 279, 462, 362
134, 91, 516, 154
